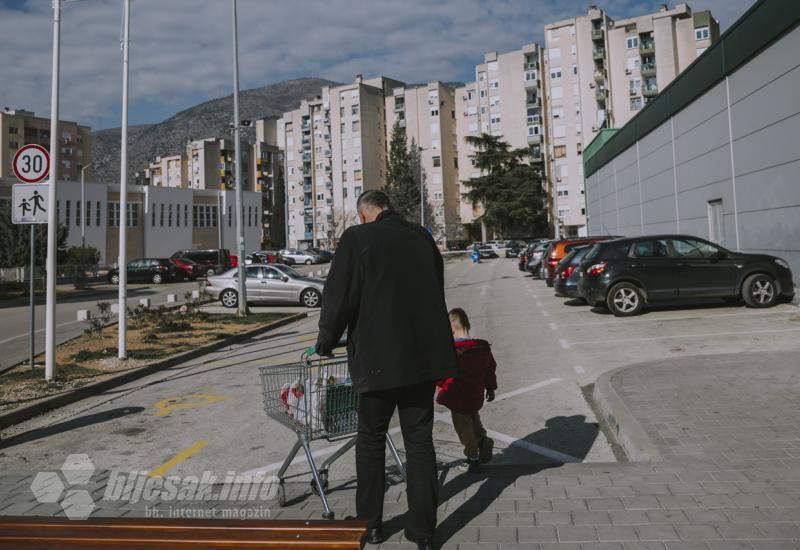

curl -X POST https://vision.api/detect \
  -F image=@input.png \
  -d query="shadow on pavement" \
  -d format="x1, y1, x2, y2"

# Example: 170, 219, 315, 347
0, 406, 144, 450
589, 298, 747, 316
383, 415, 599, 546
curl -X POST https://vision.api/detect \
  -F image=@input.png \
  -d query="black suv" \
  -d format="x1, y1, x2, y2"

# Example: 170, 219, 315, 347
577, 235, 794, 316
108, 259, 182, 285
171, 249, 231, 276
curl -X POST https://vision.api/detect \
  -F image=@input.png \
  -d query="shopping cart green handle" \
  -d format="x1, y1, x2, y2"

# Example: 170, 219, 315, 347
304, 338, 348, 357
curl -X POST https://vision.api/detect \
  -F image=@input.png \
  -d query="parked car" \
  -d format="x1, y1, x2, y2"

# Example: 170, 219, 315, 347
108, 258, 183, 285
477, 245, 498, 259
278, 249, 319, 265
170, 257, 208, 280
205, 264, 325, 308
505, 241, 525, 258
578, 235, 794, 317
518, 244, 535, 271
525, 241, 552, 276
543, 236, 619, 287
553, 245, 592, 299
170, 249, 231, 276
307, 247, 334, 263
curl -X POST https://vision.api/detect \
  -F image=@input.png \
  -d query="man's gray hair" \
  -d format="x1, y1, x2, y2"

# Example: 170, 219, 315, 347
356, 189, 392, 211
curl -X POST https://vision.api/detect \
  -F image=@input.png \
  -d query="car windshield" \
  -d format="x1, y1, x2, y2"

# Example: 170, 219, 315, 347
273, 264, 303, 278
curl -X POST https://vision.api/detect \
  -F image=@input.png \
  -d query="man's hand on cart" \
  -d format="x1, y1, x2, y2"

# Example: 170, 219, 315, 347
315, 340, 335, 357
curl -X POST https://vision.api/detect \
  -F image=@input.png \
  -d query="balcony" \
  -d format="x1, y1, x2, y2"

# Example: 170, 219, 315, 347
393, 103, 405, 112
640, 41, 655, 55
524, 61, 538, 70
591, 27, 604, 41
304, 215, 313, 224
593, 70, 605, 83
301, 153, 312, 162
302, 168, 311, 177
303, 183, 312, 192
529, 148, 543, 162
525, 95, 539, 107
641, 63, 656, 77
524, 76, 539, 88
526, 133, 541, 145
304, 232, 314, 240
595, 88, 607, 103
592, 48, 605, 60
642, 82, 659, 97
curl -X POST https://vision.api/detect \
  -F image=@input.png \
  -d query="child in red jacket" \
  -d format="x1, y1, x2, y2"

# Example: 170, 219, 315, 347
436, 308, 497, 473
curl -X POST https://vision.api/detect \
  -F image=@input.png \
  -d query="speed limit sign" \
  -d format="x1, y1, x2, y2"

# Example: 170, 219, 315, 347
12, 144, 50, 184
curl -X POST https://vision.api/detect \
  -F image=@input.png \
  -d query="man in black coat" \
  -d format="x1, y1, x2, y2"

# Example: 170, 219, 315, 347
316, 190, 458, 549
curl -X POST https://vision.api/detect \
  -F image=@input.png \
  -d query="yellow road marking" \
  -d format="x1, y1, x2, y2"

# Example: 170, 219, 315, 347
153, 393, 232, 417
149, 440, 208, 478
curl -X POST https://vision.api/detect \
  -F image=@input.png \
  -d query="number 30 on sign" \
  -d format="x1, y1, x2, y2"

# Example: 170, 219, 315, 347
12, 144, 50, 184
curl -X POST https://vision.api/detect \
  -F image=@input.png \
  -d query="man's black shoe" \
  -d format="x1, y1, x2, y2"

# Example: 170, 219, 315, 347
414, 537, 436, 549
365, 526, 385, 545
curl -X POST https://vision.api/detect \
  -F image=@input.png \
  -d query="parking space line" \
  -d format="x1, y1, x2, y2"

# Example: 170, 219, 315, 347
548, 322, 558, 331
492, 378, 561, 402
541, 310, 550, 317
554, 308, 796, 328
573, 366, 585, 374
559, 338, 570, 350
565, 326, 800, 347
149, 440, 208, 477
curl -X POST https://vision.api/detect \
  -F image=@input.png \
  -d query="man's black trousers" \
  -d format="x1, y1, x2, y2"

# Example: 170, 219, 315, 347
356, 380, 438, 540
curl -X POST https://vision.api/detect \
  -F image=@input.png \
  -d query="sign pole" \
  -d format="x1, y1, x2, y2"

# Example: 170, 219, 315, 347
30, 225, 35, 370
45, 0, 62, 381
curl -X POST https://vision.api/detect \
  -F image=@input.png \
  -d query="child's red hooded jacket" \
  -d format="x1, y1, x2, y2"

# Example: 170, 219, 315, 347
436, 339, 497, 414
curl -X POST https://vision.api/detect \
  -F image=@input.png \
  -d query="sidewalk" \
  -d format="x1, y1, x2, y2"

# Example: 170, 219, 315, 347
1, 351, 799, 548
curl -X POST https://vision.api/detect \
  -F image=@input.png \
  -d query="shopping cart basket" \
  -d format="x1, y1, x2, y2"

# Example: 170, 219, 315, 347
259, 347, 406, 519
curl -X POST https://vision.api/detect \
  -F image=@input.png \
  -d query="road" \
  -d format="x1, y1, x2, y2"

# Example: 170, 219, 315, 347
0, 263, 329, 373
2, 257, 799, 483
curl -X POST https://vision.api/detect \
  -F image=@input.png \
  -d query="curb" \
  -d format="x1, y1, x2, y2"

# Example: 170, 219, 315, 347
592, 364, 663, 462
0, 312, 308, 432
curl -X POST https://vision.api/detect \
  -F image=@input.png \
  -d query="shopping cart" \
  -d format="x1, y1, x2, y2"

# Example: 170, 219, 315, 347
259, 347, 406, 520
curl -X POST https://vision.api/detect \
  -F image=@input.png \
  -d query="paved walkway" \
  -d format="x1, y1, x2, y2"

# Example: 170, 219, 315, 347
2, 352, 799, 549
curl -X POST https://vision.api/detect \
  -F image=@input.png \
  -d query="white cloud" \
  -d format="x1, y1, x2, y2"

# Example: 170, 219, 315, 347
0, 0, 756, 129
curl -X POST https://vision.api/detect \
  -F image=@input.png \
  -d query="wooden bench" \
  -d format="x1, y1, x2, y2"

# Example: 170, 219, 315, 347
0, 516, 367, 549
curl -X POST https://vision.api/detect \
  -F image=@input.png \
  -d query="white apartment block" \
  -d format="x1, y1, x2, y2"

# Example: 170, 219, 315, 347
385, 81, 461, 240
455, 43, 548, 238
278, 76, 401, 249
544, 3, 718, 236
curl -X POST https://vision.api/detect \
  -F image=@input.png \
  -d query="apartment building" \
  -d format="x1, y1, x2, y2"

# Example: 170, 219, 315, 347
0, 108, 92, 182
544, 3, 718, 236
278, 76, 400, 249
455, 43, 548, 239
147, 154, 184, 188
251, 118, 284, 247
0, 177, 262, 266
385, 81, 461, 241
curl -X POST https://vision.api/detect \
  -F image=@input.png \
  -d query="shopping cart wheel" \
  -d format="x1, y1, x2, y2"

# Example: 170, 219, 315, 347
310, 471, 329, 495
277, 482, 287, 507
322, 511, 334, 520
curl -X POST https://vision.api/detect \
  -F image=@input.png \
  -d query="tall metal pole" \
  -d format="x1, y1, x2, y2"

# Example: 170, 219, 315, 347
81, 165, 89, 250
29, 226, 35, 370
118, 0, 130, 358
231, 0, 247, 316
44, 0, 61, 381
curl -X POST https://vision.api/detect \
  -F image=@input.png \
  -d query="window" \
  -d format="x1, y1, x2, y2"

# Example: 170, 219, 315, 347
96, 202, 101, 226
557, 207, 570, 217
108, 202, 119, 227
351, 104, 359, 116
630, 97, 643, 111
248, 206, 252, 227
352, 120, 359, 132
159, 204, 164, 227
489, 79, 499, 89
695, 26, 709, 40
550, 69, 562, 79
479, 89, 487, 98
490, 116, 501, 124
454, 158, 458, 168
85, 201, 91, 227
432, 156, 441, 167
557, 188, 568, 197
552, 107, 563, 119
228, 205, 232, 227
354, 186, 362, 196
184, 204, 188, 227
570, 44, 576, 56
430, 108, 439, 117
572, 64, 577, 75
9, 126, 18, 135
626, 36, 639, 49
672, 238, 721, 259
478, 71, 486, 81
127, 203, 139, 227
627, 57, 641, 70
75, 200, 81, 226
65, 200, 71, 226
632, 239, 669, 258
629, 78, 641, 91
342, 171, 347, 182
707, 199, 724, 244
353, 169, 362, 181
9, 140, 18, 149
553, 145, 566, 158
343, 187, 348, 199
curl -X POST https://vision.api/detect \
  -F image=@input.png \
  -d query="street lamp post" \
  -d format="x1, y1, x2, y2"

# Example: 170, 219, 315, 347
118, 0, 130, 359
231, 0, 248, 316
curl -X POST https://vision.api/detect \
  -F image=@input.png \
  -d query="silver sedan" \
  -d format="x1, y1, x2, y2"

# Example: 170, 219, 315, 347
205, 264, 325, 308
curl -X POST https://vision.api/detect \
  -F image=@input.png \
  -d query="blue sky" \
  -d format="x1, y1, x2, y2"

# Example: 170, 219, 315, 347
0, 0, 756, 130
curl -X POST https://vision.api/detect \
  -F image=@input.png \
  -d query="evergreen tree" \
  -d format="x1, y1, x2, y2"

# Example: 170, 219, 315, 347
384, 122, 435, 232
463, 133, 548, 238
0, 211, 69, 268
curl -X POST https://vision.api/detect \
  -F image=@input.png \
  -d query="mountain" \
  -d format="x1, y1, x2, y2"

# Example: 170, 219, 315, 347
92, 77, 339, 184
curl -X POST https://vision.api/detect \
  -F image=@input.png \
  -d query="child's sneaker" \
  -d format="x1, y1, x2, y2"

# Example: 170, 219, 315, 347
479, 436, 494, 464
458, 457, 481, 473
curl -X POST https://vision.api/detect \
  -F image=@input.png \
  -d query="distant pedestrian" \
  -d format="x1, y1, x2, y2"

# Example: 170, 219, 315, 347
316, 189, 458, 550
436, 308, 497, 473
470, 245, 480, 264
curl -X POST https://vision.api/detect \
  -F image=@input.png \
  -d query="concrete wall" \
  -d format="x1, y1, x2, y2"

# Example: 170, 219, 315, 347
585, 25, 800, 283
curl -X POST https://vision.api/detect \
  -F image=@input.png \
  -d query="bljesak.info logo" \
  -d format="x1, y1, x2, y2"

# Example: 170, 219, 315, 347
30, 454, 279, 520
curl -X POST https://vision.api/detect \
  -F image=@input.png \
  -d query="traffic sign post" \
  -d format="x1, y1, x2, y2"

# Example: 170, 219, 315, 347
12, 145, 50, 372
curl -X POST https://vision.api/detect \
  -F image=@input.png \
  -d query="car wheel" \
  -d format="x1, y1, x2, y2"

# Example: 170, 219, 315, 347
301, 288, 321, 308
742, 273, 778, 308
152, 273, 163, 284
206, 268, 215, 276
607, 282, 644, 317
220, 289, 238, 308
305, 259, 312, 265
110, 273, 120, 285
